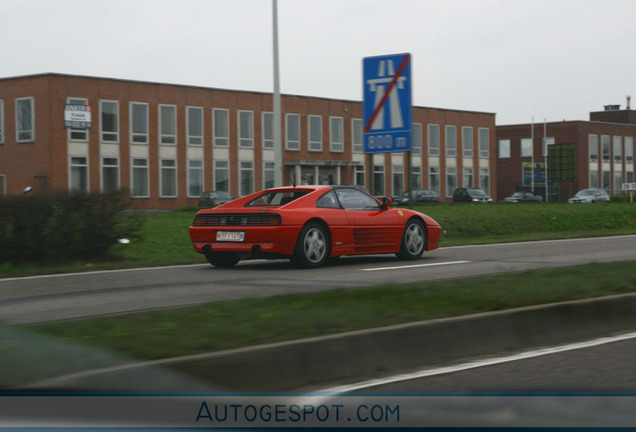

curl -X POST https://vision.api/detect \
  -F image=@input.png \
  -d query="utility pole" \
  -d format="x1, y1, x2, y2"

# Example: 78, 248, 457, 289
272, 0, 283, 187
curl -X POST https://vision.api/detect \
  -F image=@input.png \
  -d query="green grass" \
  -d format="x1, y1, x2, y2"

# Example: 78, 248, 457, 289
26, 260, 636, 361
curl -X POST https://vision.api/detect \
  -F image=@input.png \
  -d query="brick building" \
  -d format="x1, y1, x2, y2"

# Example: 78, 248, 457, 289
497, 105, 636, 202
0, 73, 496, 209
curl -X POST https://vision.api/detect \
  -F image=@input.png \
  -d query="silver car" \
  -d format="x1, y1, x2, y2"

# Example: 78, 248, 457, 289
567, 188, 610, 203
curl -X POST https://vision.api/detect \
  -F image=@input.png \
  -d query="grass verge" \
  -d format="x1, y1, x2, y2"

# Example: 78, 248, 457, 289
27, 260, 636, 361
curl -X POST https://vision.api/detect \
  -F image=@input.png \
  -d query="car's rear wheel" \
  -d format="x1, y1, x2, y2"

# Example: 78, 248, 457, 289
205, 252, 240, 268
397, 218, 426, 260
291, 222, 330, 268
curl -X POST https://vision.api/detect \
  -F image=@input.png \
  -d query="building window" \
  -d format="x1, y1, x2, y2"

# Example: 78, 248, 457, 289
16, 97, 35, 142
188, 159, 204, 198
130, 102, 148, 144
213, 109, 229, 147
601, 135, 611, 161
100, 100, 118, 143
613, 136, 622, 161
445, 125, 456, 157
602, 170, 610, 190
428, 124, 440, 157
131, 158, 149, 198
498, 139, 511, 158
159, 105, 177, 145
308, 115, 322, 152
352, 119, 363, 153
214, 160, 229, 192
590, 169, 599, 188
354, 165, 365, 186
187, 107, 203, 146
479, 128, 489, 158
0, 100, 4, 144
480, 167, 490, 192
521, 138, 533, 158
330, 117, 344, 152
238, 110, 254, 149
160, 159, 177, 197
543, 136, 555, 156
626, 137, 634, 162
412, 123, 422, 156
102, 157, 119, 192
392, 165, 404, 197
462, 126, 473, 158
70, 156, 88, 191
410, 165, 422, 190
463, 167, 474, 188
262, 112, 274, 150
614, 171, 623, 195
446, 167, 457, 197
429, 166, 440, 194
67, 97, 89, 142
373, 165, 385, 196
264, 161, 275, 189
589, 134, 599, 161
0, 174, 5, 196
286, 114, 300, 151
239, 161, 254, 196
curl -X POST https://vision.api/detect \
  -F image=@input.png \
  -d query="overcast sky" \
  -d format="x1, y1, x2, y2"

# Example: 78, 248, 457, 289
2, 0, 635, 125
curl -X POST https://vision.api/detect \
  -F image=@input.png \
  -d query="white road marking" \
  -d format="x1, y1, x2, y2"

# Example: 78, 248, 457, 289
361, 260, 470, 272
323, 330, 636, 393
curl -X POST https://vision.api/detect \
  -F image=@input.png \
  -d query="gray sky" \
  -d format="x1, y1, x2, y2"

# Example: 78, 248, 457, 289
2, 0, 635, 124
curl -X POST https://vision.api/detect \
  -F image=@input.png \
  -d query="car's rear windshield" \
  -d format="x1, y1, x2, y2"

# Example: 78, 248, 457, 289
245, 190, 311, 207
468, 188, 488, 196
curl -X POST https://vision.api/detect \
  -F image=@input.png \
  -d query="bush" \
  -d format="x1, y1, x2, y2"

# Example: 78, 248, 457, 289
0, 191, 142, 264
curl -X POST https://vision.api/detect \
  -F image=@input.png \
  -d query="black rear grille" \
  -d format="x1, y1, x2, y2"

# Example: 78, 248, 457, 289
193, 213, 281, 227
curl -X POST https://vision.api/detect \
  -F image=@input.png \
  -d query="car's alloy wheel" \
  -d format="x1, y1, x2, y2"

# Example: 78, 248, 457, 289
292, 222, 330, 268
397, 219, 426, 260
205, 252, 240, 268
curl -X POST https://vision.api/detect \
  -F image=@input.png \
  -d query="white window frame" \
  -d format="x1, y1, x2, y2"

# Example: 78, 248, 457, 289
214, 159, 230, 192
69, 156, 89, 192
479, 167, 490, 192
262, 112, 274, 150
613, 136, 623, 161
187, 106, 204, 146
428, 124, 440, 157
446, 167, 457, 198
625, 136, 634, 162
462, 126, 473, 158
131, 158, 150, 198
239, 160, 254, 197
498, 139, 511, 158
99, 100, 119, 143
352, 118, 363, 153
478, 127, 489, 158
16, 97, 35, 143
238, 110, 254, 149
392, 165, 404, 197
308, 115, 322, 152
263, 161, 276, 189
521, 138, 533, 158
445, 125, 456, 157
67, 97, 89, 142
130, 102, 148, 145
213, 108, 229, 148
589, 134, 599, 161
159, 104, 177, 145
187, 159, 204, 198
463, 166, 474, 188
412, 123, 422, 156
329, 116, 344, 153
160, 158, 178, 198
101, 157, 120, 192
285, 113, 300, 151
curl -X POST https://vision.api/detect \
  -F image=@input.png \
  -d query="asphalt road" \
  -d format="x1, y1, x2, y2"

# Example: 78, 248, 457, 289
1, 235, 635, 325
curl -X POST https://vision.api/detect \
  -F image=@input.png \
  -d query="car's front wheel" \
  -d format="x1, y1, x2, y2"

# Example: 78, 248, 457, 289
397, 218, 426, 260
291, 222, 330, 268
205, 252, 240, 268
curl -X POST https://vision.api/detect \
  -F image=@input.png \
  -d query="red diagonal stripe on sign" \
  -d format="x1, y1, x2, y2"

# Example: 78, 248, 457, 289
364, 53, 410, 134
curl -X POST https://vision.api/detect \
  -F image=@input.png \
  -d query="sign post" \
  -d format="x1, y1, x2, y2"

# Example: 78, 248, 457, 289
622, 182, 636, 204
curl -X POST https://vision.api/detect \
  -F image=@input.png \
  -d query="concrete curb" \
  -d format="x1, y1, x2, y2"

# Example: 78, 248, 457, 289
26, 293, 636, 391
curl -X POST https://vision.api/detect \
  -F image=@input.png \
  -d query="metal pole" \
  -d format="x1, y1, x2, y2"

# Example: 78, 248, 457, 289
272, 0, 283, 187
531, 117, 534, 193
544, 119, 548, 203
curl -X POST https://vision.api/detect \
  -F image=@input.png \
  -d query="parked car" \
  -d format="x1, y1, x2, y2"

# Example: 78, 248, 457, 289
567, 188, 611, 203
452, 188, 493, 203
502, 191, 543, 203
190, 185, 442, 268
198, 190, 234, 207
395, 189, 440, 206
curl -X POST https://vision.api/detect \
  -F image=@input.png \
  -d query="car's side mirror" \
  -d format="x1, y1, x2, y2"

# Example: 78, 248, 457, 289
381, 197, 392, 209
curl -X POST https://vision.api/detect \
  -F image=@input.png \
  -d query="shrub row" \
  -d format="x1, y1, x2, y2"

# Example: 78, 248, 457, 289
0, 191, 142, 264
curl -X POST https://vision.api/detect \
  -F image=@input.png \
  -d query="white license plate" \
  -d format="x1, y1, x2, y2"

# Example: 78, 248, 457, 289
216, 231, 245, 242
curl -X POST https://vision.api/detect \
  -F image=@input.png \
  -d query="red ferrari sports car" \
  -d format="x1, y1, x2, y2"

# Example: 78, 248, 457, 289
189, 185, 442, 268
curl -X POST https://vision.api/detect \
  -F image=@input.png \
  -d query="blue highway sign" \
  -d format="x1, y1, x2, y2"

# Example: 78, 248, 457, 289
363, 53, 412, 153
